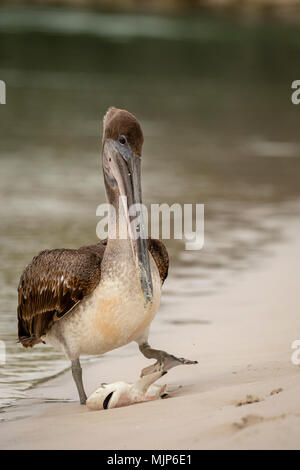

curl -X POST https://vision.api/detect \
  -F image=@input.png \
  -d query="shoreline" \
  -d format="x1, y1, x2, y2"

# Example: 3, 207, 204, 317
1, 220, 300, 449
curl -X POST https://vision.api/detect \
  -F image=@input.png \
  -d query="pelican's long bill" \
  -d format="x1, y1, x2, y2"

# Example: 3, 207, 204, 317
102, 137, 153, 306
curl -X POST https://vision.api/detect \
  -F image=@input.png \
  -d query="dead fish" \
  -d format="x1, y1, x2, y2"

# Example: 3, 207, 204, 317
86, 370, 179, 410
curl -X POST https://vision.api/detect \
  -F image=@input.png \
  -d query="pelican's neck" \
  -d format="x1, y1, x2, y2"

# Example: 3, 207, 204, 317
102, 196, 138, 281
102, 185, 137, 277
106, 193, 132, 241
102, 177, 153, 307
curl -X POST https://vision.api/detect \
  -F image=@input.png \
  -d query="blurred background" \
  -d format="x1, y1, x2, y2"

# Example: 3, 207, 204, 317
0, 1, 300, 411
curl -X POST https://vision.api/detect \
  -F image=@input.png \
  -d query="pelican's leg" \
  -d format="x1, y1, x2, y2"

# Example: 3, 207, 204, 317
138, 341, 198, 377
71, 358, 87, 405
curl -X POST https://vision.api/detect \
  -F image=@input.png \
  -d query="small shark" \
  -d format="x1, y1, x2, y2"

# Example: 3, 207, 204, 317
86, 369, 180, 411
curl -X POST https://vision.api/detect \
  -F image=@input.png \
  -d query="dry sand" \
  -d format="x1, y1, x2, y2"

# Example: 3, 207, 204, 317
1, 221, 300, 450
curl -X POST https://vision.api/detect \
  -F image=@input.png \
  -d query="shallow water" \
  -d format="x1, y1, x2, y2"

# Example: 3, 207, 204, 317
1, 5, 300, 410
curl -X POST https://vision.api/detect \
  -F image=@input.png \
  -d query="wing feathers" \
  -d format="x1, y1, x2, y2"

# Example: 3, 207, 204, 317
18, 248, 103, 347
148, 239, 169, 284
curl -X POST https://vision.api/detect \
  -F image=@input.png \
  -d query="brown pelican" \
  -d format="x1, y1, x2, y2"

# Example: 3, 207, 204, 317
17, 107, 197, 404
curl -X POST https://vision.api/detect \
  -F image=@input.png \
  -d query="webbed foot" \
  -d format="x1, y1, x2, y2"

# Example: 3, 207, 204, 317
139, 343, 198, 377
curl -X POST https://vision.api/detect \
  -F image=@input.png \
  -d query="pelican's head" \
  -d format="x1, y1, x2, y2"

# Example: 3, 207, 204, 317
101, 107, 152, 305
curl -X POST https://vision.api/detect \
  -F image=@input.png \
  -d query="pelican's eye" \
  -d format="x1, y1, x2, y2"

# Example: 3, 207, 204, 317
103, 391, 114, 409
118, 135, 127, 145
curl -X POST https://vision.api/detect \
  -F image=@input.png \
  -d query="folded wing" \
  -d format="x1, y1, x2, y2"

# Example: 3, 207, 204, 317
17, 245, 105, 347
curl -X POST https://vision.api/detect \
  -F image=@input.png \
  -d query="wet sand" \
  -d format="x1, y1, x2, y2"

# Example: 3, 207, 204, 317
1, 221, 300, 450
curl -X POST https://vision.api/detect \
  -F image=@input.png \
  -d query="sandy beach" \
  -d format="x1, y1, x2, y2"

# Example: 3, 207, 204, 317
1, 217, 299, 450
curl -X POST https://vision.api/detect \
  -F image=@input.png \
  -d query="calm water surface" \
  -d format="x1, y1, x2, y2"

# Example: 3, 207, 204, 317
1, 6, 300, 411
